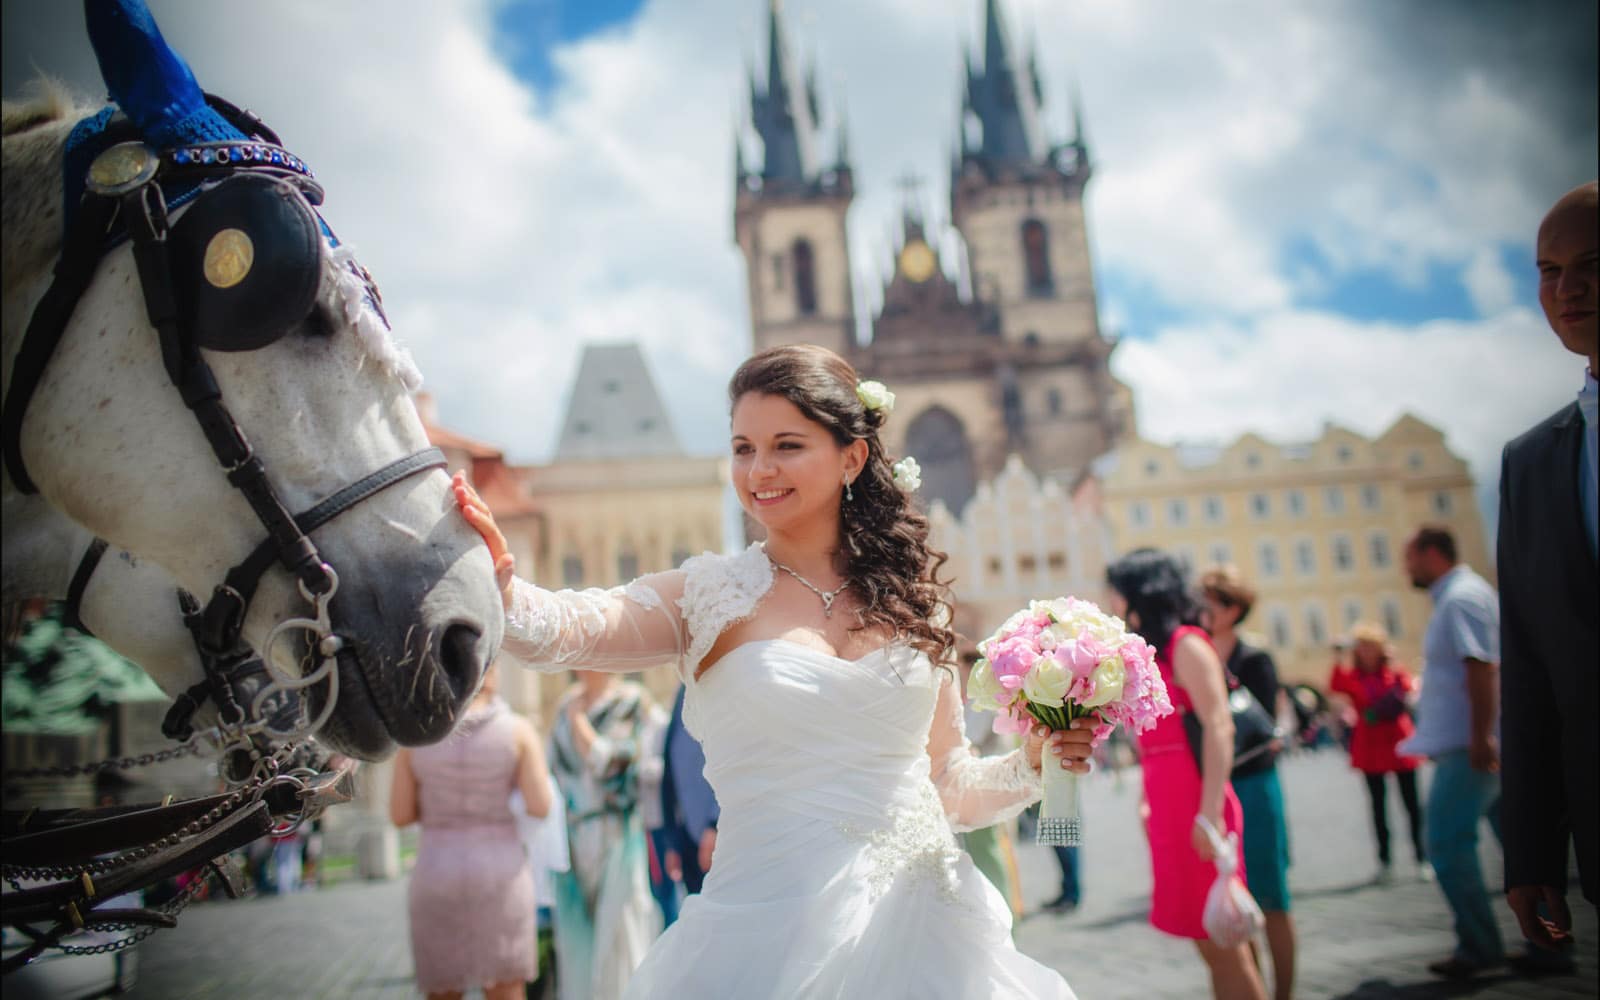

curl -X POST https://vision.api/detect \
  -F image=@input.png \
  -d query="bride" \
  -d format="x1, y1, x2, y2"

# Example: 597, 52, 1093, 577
455, 344, 1090, 998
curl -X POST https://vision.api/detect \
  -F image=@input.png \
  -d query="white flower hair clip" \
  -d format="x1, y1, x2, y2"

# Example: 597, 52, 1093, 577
893, 456, 922, 492
856, 379, 896, 415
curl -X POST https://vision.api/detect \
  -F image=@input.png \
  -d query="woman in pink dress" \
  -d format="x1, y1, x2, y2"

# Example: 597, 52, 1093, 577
1107, 549, 1266, 1000
390, 664, 554, 1000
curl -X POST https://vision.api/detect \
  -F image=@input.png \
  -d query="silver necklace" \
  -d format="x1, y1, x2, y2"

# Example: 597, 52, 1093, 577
770, 559, 847, 618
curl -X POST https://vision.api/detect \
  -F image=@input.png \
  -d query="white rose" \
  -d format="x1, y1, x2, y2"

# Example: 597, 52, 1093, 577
856, 380, 896, 413
967, 657, 1003, 711
1022, 657, 1071, 706
1079, 656, 1128, 708
1038, 622, 1074, 650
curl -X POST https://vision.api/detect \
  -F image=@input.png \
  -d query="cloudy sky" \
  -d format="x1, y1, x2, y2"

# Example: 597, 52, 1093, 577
5, 0, 1596, 537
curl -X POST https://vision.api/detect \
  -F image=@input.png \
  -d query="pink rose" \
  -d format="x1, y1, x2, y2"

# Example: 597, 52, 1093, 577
991, 707, 1032, 736
988, 635, 1040, 680
1052, 635, 1110, 681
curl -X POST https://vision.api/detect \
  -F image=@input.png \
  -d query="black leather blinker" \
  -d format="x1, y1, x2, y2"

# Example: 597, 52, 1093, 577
168, 173, 322, 353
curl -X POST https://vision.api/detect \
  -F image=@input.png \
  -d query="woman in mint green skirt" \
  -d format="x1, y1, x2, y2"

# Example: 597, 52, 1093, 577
1201, 566, 1296, 1000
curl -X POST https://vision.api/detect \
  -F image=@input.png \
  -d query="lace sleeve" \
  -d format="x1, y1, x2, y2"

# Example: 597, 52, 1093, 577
925, 671, 1042, 833
501, 570, 686, 676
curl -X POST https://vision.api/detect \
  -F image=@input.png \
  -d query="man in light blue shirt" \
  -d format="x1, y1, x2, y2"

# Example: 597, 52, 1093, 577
1398, 525, 1504, 978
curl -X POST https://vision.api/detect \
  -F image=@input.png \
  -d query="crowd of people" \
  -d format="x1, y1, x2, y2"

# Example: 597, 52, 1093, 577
373, 181, 1593, 999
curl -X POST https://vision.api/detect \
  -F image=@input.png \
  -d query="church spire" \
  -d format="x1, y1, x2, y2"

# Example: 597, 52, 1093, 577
749, 0, 818, 184
963, 0, 1045, 168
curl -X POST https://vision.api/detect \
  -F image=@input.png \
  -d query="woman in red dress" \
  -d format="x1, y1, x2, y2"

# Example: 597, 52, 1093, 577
1329, 622, 1427, 883
1108, 549, 1266, 1000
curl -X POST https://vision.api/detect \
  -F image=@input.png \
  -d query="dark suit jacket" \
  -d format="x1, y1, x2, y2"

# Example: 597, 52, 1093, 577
1497, 401, 1598, 903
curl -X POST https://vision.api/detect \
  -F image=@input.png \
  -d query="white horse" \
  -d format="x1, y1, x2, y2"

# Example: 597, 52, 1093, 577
2, 42, 502, 760
4, 491, 247, 729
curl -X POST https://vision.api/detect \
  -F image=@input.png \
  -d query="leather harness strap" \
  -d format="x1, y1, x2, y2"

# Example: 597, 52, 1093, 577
5, 98, 448, 740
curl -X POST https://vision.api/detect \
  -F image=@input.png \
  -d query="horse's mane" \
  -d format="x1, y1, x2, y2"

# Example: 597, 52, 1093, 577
1, 78, 83, 136
2, 79, 98, 297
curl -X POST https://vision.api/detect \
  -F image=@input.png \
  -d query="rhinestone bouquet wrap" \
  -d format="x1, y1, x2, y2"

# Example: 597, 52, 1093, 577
968, 598, 1173, 846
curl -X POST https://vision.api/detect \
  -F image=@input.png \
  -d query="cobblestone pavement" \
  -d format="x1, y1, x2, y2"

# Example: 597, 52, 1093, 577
121, 751, 1594, 999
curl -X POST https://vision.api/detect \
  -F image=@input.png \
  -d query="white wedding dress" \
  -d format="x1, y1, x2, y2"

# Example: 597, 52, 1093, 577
502, 543, 1077, 999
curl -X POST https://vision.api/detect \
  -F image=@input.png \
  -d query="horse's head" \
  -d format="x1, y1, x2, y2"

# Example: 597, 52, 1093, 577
0, 0, 504, 759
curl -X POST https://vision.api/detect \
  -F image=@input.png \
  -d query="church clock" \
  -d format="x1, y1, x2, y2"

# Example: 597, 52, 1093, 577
898, 239, 937, 283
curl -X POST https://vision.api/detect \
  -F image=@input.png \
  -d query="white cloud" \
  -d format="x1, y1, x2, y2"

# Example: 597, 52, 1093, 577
1463, 247, 1518, 317
4, 0, 1591, 495
1112, 307, 1582, 516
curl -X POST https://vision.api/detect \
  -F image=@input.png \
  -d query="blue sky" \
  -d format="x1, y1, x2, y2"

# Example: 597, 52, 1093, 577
492, 0, 647, 95
3, 0, 1595, 544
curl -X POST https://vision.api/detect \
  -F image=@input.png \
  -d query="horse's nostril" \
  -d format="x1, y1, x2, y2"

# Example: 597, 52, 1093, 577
438, 623, 483, 701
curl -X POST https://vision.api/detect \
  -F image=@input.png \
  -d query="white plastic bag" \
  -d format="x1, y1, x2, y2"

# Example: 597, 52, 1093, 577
1195, 814, 1265, 949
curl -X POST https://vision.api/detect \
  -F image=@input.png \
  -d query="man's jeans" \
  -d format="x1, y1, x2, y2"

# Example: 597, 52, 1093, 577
1052, 845, 1080, 905
1425, 751, 1504, 965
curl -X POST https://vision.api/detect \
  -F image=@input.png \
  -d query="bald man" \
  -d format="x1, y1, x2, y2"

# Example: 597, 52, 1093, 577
1496, 180, 1597, 974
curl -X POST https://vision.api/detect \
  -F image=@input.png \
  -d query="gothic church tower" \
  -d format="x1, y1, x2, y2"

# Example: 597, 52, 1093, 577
733, 0, 1133, 518
734, 1, 854, 358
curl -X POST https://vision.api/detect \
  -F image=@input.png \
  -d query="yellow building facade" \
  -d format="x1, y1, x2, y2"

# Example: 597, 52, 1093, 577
1096, 414, 1491, 687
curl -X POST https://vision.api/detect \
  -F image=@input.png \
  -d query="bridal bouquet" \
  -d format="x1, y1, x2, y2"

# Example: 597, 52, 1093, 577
967, 598, 1173, 846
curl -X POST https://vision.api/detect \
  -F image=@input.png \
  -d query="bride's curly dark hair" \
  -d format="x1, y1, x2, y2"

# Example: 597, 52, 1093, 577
729, 345, 956, 666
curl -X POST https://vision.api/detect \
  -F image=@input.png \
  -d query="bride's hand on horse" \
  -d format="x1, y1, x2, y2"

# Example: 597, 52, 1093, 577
1027, 715, 1099, 775
453, 472, 514, 612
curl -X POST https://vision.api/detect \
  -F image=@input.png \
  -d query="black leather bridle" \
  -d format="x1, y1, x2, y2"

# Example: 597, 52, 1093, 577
3, 97, 446, 737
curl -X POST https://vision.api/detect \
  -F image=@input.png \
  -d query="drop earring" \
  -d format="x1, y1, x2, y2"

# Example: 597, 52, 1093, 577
844, 475, 854, 502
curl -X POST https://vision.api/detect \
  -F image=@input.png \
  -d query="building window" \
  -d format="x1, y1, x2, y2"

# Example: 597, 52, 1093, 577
1268, 607, 1292, 648
1381, 597, 1403, 639
1258, 541, 1281, 578
1047, 551, 1067, 571
561, 555, 584, 587
1203, 496, 1224, 524
792, 238, 817, 315
1145, 459, 1161, 477
1361, 484, 1381, 511
1209, 542, 1232, 567
617, 551, 639, 582
1128, 501, 1150, 528
1285, 489, 1306, 517
1167, 498, 1188, 527
1246, 453, 1262, 469
1250, 492, 1271, 520
988, 557, 1003, 574
1408, 450, 1425, 471
1174, 546, 1197, 573
771, 253, 785, 291
1433, 491, 1453, 515
1305, 604, 1327, 646
1294, 538, 1316, 576
1369, 532, 1391, 569
1332, 534, 1355, 572
1336, 445, 1353, 463
1343, 599, 1363, 628
1046, 388, 1062, 416
1021, 219, 1053, 295
1324, 486, 1346, 514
